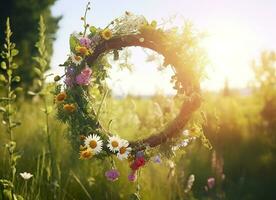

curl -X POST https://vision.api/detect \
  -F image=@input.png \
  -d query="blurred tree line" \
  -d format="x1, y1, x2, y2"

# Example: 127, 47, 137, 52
0, 0, 61, 92
252, 51, 276, 130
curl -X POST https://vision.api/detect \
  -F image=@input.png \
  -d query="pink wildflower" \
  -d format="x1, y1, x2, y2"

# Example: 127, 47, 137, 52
105, 169, 120, 182
76, 67, 92, 86
79, 37, 91, 48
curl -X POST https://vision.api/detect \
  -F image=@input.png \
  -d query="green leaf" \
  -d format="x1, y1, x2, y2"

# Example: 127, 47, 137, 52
15, 87, 23, 93
1, 61, 7, 70
129, 193, 141, 200
0, 74, 7, 82
11, 63, 18, 69
34, 67, 42, 76
37, 80, 42, 87
28, 91, 37, 96
0, 107, 6, 112
12, 76, 20, 82
11, 49, 19, 56
7, 69, 12, 76
151, 20, 157, 28
10, 121, 21, 129
89, 26, 97, 35
69, 34, 79, 52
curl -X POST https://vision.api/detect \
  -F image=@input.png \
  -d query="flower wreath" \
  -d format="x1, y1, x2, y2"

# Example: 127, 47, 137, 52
54, 3, 210, 182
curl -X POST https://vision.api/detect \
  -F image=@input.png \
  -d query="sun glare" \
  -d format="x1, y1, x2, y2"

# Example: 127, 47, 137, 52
106, 47, 176, 96
201, 21, 259, 90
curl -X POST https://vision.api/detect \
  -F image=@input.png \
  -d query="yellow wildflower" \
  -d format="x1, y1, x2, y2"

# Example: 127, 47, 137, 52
75, 46, 90, 56
63, 103, 76, 113
56, 92, 67, 102
79, 148, 93, 160
101, 29, 112, 40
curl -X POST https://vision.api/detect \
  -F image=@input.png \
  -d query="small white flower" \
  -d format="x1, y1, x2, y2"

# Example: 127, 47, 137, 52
182, 129, 189, 136
168, 160, 175, 169
84, 134, 103, 155
107, 135, 121, 153
70, 53, 82, 66
20, 172, 33, 180
117, 139, 131, 160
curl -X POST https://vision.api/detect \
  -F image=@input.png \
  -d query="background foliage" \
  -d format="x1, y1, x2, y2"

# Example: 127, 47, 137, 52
0, 0, 60, 92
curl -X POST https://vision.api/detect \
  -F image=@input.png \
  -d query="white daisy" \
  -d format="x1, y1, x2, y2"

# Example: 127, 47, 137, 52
117, 139, 132, 160
20, 172, 33, 180
84, 134, 103, 155
107, 135, 121, 153
70, 53, 82, 66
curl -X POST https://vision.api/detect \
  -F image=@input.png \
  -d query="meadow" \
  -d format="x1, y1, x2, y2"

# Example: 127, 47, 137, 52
1, 89, 276, 199
1, 4, 276, 199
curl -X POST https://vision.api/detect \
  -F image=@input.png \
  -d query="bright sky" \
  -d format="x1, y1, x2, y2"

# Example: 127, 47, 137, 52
50, 0, 276, 95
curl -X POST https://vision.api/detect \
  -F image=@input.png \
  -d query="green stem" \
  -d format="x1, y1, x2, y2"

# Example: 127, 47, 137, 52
43, 95, 55, 183
82, 2, 91, 37
6, 36, 15, 184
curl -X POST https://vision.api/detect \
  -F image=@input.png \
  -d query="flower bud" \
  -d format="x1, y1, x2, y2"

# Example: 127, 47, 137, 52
54, 75, 61, 82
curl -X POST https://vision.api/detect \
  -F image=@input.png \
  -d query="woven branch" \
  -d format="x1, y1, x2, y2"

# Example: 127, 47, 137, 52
86, 33, 201, 149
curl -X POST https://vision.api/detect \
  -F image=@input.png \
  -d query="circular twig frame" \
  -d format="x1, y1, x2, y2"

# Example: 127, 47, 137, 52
55, 12, 202, 159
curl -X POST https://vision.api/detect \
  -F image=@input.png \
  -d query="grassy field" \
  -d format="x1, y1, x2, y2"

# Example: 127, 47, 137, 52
1, 90, 276, 200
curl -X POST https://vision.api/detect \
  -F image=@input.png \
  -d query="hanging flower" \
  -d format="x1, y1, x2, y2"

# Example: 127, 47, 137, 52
207, 177, 215, 189
84, 134, 103, 155
117, 139, 131, 160
105, 169, 120, 182
153, 155, 162, 164
130, 156, 146, 171
101, 29, 112, 40
128, 171, 137, 182
70, 53, 83, 66
63, 103, 76, 112
79, 37, 92, 48
76, 67, 92, 86
136, 151, 144, 158
80, 148, 93, 160
107, 135, 121, 153
20, 172, 33, 180
75, 45, 91, 56
56, 92, 67, 102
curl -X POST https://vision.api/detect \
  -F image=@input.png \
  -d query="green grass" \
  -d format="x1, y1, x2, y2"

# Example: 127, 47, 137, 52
1, 93, 276, 200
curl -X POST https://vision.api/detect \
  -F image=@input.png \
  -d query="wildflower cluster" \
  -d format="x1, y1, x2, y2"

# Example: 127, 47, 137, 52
54, 2, 208, 183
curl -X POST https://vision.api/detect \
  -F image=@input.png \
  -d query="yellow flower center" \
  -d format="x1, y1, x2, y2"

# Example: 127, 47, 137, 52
75, 55, 82, 61
104, 32, 111, 38
111, 141, 119, 148
119, 147, 127, 154
101, 29, 112, 40
89, 140, 97, 149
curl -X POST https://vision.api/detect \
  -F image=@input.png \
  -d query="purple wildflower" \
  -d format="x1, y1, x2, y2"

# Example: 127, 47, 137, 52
67, 66, 75, 75
79, 37, 91, 48
128, 171, 137, 182
153, 155, 162, 164
105, 169, 120, 182
76, 67, 92, 86
64, 67, 75, 87
64, 76, 74, 87
136, 151, 144, 158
